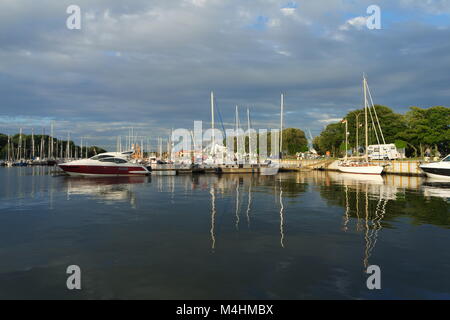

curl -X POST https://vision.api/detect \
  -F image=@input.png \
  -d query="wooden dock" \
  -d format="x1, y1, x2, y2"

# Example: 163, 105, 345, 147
280, 159, 426, 177
149, 160, 426, 177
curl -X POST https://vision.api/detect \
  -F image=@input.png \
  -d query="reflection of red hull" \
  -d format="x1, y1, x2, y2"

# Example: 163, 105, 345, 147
59, 165, 149, 176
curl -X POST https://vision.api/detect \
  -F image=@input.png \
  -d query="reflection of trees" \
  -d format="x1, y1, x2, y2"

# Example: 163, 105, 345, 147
319, 183, 450, 228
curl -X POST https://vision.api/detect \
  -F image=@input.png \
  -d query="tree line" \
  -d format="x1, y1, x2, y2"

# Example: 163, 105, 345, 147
313, 106, 450, 158
0, 133, 106, 160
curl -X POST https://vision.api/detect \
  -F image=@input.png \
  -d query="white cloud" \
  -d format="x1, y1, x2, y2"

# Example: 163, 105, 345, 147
318, 118, 342, 124
185, 0, 209, 7
281, 8, 296, 16
339, 16, 367, 31
1, 0, 449, 149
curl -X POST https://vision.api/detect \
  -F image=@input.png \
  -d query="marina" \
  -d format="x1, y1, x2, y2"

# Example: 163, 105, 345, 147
0, 167, 448, 299
1, 1, 450, 303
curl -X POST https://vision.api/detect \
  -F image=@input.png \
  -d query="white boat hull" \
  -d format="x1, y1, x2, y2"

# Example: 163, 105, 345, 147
422, 172, 450, 181
260, 166, 279, 176
337, 165, 384, 175
420, 159, 450, 181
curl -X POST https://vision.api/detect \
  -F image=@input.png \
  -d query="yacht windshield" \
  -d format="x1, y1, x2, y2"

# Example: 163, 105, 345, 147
91, 155, 114, 161
442, 155, 450, 162
99, 157, 128, 164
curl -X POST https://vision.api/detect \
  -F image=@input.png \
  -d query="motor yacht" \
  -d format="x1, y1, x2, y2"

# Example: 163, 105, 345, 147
420, 155, 450, 181
59, 152, 149, 177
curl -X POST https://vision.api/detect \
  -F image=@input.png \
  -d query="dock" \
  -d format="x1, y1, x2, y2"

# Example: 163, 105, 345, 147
148, 159, 426, 177
279, 159, 426, 177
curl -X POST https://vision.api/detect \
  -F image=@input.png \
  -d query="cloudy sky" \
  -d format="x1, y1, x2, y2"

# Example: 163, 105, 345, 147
1, 0, 449, 150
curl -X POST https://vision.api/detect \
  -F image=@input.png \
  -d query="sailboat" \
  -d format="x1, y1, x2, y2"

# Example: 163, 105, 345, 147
260, 94, 284, 176
337, 76, 385, 175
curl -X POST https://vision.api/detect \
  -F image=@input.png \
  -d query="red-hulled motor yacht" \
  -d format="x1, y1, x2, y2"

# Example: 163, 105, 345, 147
59, 152, 150, 177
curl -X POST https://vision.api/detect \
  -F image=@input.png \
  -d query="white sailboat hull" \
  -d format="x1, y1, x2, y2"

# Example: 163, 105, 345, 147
337, 165, 384, 175
260, 165, 279, 176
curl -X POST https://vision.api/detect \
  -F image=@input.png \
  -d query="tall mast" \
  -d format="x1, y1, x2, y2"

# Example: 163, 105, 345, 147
280, 94, 284, 158
7, 134, 10, 162
31, 129, 35, 159
66, 132, 70, 159
23, 135, 27, 159
364, 76, 369, 160
235, 105, 239, 160
19, 128, 23, 160
247, 108, 251, 132
50, 122, 54, 159
247, 108, 251, 159
345, 120, 348, 161
211, 91, 215, 156
39, 129, 43, 159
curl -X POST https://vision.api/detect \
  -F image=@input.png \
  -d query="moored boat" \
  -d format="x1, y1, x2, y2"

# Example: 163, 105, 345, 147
420, 155, 450, 181
337, 161, 384, 175
260, 161, 280, 176
59, 152, 149, 177
337, 75, 386, 176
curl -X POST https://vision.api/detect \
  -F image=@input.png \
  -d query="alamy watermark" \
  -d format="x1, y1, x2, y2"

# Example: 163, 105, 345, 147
169, 121, 280, 165
66, 5, 381, 31
367, 5, 381, 30
66, 5, 81, 30
66, 265, 81, 290
366, 265, 381, 290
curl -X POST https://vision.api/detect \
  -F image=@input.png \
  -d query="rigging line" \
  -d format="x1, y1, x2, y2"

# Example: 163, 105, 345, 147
367, 98, 381, 145
214, 97, 227, 140
366, 84, 387, 145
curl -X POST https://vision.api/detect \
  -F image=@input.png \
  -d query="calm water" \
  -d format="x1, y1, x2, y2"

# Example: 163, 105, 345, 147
0, 167, 449, 300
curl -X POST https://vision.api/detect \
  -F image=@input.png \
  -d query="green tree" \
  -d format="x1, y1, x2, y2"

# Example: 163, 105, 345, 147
282, 128, 308, 156
397, 106, 450, 156
315, 123, 345, 157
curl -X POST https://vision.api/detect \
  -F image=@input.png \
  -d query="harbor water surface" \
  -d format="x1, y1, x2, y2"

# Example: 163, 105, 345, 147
0, 167, 449, 299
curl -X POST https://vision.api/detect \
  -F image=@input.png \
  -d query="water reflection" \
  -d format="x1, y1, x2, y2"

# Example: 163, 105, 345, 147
210, 185, 216, 252
64, 176, 150, 207
279, 177, 285, 249
422, 181, 450, 201
0, 168, 449, 299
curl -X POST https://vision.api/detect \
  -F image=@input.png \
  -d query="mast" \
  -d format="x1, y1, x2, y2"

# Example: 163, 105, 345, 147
7, 134, 10, 162
247, 108, 251, 132
31, 129, 35, 159
235, 105, 239, 161
66, 132, 70, 160
211, 91, 215, 157
247, 108, 251, 161
280, 94, 284, 158
23, 135, 27, 160
19, 128, 23, 160
364, 76, 369, 160
50, 122, 54, 159
345, 120, 348, 160
41, 128, 45, 160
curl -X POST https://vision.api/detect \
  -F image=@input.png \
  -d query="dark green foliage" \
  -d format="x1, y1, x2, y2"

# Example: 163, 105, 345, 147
315, 105, 449, 157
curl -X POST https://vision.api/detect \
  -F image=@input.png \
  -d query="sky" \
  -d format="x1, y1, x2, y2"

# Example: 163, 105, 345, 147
0, 0, 449, 150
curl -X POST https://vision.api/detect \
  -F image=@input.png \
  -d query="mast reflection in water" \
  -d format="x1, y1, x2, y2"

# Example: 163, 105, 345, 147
0, 168, 448, 299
